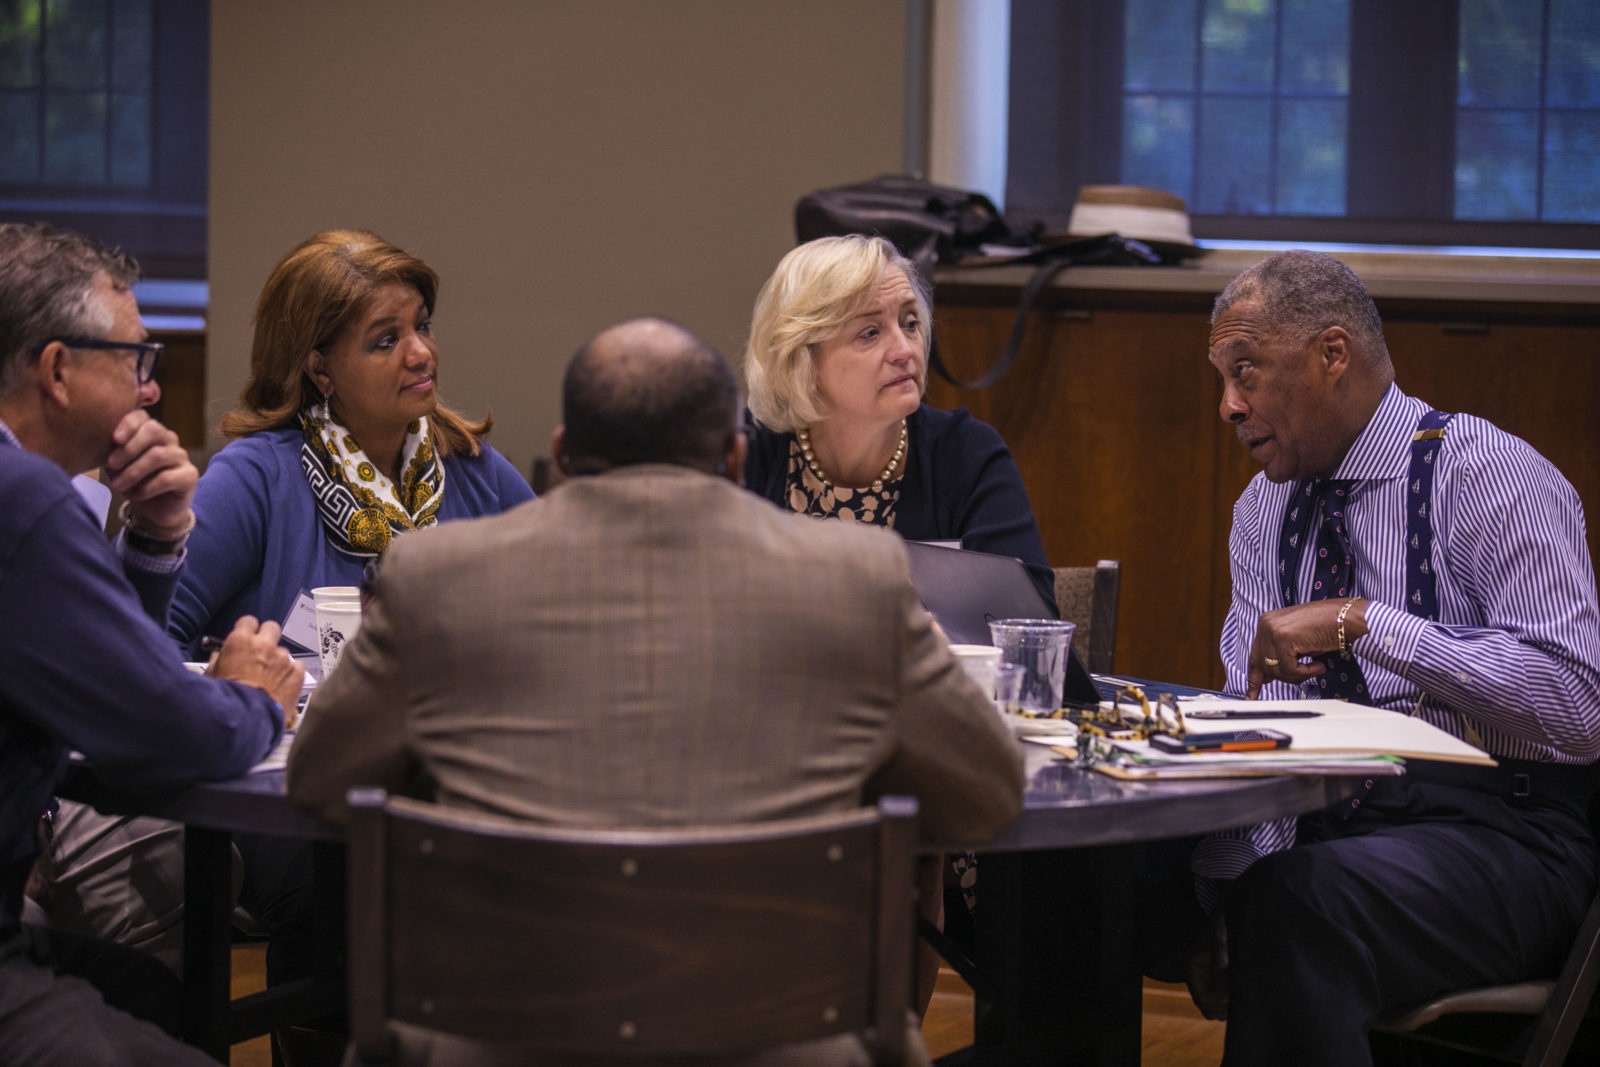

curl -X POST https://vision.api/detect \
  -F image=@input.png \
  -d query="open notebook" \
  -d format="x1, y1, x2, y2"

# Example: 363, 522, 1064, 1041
903, 540, 1101, 707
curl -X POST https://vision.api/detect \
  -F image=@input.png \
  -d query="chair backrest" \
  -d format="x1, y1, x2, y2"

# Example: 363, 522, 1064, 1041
1053, 560, 1121, 674
346, 789, 919, 1064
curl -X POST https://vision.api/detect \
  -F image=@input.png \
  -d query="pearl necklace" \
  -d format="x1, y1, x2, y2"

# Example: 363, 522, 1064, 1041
796, 419, 907, 491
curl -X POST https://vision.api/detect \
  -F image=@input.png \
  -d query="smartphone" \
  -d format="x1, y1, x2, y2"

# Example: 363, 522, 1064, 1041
1149, 728, 1291, 754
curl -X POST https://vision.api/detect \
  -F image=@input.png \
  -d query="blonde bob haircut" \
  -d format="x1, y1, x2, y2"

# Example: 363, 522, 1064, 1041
218, 229, 491, 457
744, 234, 931, 433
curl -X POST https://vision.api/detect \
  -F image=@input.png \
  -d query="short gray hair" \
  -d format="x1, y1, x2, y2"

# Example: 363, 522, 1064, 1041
743, 235, 931, 432
1213, 250, 1387, 363
0, 223, 140, 396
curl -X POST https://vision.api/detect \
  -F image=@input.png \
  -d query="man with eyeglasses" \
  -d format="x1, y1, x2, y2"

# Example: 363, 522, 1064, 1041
0, 222, 302, 1065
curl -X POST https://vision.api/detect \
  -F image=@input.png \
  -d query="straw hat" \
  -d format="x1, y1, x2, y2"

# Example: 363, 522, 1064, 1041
1064, 185, 1202, 261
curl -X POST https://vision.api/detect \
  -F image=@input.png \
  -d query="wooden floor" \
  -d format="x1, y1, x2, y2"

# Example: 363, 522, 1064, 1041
230, 950, 1225, 1066
228, 947, 1222, 1062
230, 943, 271, 1067
922, 965, 1226, 1065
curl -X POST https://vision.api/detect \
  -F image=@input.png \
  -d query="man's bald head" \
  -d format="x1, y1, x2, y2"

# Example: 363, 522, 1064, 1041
559, 317, 741, 476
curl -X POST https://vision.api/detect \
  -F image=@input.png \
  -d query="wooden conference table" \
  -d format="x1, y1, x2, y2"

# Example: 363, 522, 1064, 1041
61, 736, 1357, 1065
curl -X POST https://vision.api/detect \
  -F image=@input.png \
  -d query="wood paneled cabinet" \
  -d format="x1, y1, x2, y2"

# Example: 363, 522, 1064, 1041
928, 278, 1600, 691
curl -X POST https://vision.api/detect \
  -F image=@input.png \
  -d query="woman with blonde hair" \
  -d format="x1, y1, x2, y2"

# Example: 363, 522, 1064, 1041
168, 229, 532, 653
743, 234, 1053, 608
745, 236, 1052, 1010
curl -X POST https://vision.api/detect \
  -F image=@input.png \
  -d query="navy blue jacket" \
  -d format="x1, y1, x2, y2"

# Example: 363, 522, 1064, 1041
745, 403, 1057, 612
0, 441, 283, 936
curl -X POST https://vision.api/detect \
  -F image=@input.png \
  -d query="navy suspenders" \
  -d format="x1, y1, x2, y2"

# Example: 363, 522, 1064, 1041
1405, 409, 1455, 623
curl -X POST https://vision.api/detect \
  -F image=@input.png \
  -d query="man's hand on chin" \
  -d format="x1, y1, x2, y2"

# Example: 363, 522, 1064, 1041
106, 409, 198, 534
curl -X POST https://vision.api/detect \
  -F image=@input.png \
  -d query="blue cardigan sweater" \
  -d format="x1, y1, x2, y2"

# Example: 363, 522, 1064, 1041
0, 440, 282, 935
745, 403, 1057, 612
169, 428, 533, 655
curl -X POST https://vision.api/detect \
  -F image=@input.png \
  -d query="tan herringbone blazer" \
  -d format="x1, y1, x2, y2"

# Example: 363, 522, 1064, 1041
287, 464, 1023, 844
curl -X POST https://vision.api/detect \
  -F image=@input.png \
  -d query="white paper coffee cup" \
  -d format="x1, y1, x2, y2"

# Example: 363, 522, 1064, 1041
315, 600, 362, 678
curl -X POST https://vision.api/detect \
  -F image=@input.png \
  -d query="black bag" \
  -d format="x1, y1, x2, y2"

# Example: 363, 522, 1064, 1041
794, 175, 1158, 390
795, 176, 1035, 277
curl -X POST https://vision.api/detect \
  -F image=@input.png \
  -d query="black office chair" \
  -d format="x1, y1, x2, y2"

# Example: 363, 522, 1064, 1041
344, 789, 923, 1065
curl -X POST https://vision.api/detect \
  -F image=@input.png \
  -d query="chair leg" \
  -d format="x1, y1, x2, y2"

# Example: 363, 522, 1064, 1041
1523, 893, 1600, 1067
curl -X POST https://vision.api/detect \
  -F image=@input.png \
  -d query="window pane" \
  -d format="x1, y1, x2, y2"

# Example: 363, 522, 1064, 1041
0, 0, 42, 88
1458, 0, 1541, 108
0, 90, 40, 180
1201, 0, 1275, 94
1276, 98, 1345, 214
1281, 0, 1348, 94
1197, 95, 1272, 213
1548, 0, 1600, 108
1122, 94, 1195, 199
110, 0, 150, 91
1126, 0, 1197, 92
1543, 111, 1600, 221
45, 0, 107, 90
1456, 108, 1538, 219
43, 88, 104, 183
108, 89, 146, 186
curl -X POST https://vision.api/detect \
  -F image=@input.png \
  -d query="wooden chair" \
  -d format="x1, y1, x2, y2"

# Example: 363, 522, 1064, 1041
1053, 560, 1121, 674
345, 789, 921, 1066
1370, 863, 1600, 1064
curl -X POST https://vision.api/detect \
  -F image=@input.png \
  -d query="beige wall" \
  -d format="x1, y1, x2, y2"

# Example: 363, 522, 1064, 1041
209, 1, 909, 472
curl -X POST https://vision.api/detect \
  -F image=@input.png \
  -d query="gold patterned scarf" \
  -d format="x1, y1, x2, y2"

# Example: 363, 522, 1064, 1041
298, 399, 445, 557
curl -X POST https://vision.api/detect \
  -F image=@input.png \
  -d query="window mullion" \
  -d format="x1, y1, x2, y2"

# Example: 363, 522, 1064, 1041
1346, 0, 1457, 220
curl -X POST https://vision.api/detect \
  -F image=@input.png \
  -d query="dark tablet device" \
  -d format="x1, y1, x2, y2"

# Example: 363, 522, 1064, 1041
903, 540, 1101, 708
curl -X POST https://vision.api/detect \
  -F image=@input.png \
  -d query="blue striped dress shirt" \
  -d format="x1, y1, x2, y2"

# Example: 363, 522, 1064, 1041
1194, 384, 1600, 882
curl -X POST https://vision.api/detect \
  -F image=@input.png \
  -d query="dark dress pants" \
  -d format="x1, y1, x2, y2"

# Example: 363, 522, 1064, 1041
0, 927, 212, 1067
1222, 774, 1596, 1067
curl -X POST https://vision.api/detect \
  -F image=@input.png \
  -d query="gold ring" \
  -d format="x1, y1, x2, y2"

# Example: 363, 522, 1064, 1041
1263, 657, 1280, 667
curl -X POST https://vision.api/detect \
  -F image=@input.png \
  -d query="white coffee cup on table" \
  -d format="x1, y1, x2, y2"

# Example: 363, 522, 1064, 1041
948, 644, 1003, 702
315, 600, 362, 678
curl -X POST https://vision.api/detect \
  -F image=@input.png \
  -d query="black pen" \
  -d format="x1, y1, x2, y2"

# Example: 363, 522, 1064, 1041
1183, 709, 1323, 720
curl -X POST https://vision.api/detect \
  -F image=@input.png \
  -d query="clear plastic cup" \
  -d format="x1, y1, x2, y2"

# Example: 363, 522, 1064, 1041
992, 663, 1028, 718
987, 619, 1077, 714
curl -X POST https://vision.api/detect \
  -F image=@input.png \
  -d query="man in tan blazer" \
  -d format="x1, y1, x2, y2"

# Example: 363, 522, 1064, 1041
288, 314, 1022, 837
285, 316, 1023, 1062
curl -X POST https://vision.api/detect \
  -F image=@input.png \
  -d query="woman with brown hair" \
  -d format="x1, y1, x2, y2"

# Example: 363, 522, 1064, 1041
168, 229, 533, 654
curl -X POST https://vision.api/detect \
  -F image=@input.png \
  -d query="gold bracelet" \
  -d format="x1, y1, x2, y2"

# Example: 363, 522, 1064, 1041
1336, 598, 1358, 659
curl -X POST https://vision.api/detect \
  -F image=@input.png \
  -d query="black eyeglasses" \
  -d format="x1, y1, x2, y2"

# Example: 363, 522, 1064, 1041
33, 337, 164, 383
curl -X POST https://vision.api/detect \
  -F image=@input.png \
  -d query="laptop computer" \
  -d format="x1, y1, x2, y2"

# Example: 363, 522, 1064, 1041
902, 540, 1102, 707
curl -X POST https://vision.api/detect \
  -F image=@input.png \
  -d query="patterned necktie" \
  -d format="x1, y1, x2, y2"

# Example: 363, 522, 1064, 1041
1279, 478, 1370, 702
